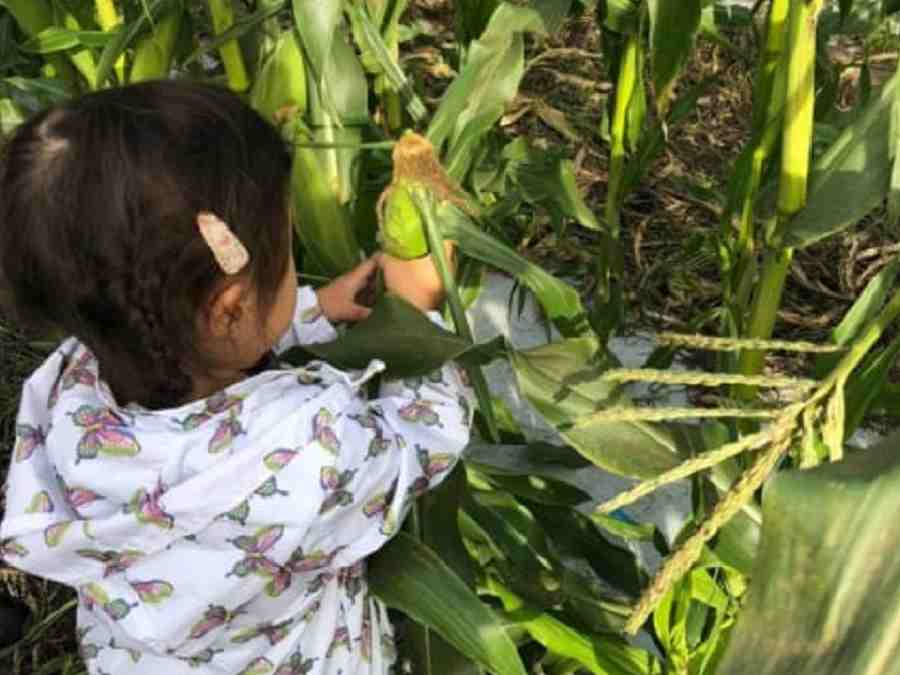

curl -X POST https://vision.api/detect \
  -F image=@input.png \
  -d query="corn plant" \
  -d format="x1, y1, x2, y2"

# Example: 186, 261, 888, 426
4, 1, 900, 674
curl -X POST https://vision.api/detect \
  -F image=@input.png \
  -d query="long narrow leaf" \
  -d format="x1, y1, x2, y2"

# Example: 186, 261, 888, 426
717, 431, 900, 674
647, 0, 702, 117
369, 533, 528, 675
784, 69, 900, 247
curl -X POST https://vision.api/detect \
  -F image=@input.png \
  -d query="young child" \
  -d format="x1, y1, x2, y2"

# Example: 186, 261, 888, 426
0, 81, 473, 674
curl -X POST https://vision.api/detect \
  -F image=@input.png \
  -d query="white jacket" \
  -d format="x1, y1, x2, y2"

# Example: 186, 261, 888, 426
1, 287, 473, 674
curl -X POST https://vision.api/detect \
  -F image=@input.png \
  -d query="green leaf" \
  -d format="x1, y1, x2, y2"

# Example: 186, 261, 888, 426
463, 490, 562, 608
599, 0, 641, 33
717, 431, 900, 674
454, 0, 501, 45
21, 27, 111, 54
489, 580, 660, 675
647, 0, 702, 117
292, 0, 341, 87
501, 138, 601, 231
843, 331, 900, 437
465, 442, 592, 506
428, 4, 547, 179
816, 258, 900, 377
528, 503, 645, 598
183, 0, 285, 66
0, 97, 24, 136
509, 338, 682, 479
96, 0, 179, 87
889, 56, 900, 222
369, 533, 528, 675
281, 294, 472, 378
345, 2, 427, 123
436, 204, 591, 338
784, 69, 899, 248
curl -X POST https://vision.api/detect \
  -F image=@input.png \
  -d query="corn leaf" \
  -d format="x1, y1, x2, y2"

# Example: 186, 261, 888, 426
20, 27, 111, 53
501, 137, 601, 231
183, 0, 286, 66
96, 0, 178, 87
489, 580, 660, 675
427, 4, 548, 180
369, 532, 528, 675
249, 27, 307, 123
647, 0, 702, 117
345, 2, 426, 123
281, 294, 472, 378
130, 2, 184, 83
509, 337, 683, 479
454, 0, 501, 45
435, 203, 591, 338
411, 465, 483, 674
717, 431, 900, 674
784, 69, 899, 248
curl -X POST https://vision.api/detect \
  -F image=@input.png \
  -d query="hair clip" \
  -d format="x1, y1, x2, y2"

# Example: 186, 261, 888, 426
197, 212, 250, 275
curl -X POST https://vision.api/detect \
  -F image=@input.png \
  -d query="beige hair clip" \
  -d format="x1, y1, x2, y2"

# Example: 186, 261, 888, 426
197, 212, 250, 275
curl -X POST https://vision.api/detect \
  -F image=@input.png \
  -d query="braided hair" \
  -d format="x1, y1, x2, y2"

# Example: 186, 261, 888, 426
0, 81, 292, 409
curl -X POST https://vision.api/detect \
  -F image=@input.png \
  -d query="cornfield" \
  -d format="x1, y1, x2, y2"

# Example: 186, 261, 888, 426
2, 1, 900, 673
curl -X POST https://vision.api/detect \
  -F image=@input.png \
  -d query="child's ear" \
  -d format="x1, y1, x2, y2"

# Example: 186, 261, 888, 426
202, 279, 252, 339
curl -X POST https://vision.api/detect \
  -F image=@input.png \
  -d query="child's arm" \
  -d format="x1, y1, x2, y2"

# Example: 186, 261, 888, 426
298, 248, 474, 567
300, 354, 475, 570
274, 257, 378, 353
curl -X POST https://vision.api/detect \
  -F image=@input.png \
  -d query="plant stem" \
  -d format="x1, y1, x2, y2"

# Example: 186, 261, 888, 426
207, 0, 250, 92
736, 247, 793, 398
416, 190, 501, 443
605, 34, 638, 240
737, 0, 824, 394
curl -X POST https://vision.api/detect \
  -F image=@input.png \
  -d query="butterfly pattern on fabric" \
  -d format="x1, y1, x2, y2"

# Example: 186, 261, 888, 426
177, 392, 244, 431
47, 349, 96, 409
0, 294, 475, 675
14, 424, 46, 463
69, 405, 141, 463
124, 478, 174, 529
319, 467, 357, 515
76, 548, 144, 577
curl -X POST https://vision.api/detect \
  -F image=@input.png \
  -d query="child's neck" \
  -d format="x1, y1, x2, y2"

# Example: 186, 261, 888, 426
189, 369, 245, 403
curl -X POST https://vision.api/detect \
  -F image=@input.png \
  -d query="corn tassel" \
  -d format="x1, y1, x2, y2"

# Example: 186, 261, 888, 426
207, 0, 250, 93
95, 0, 126, 84
737, 0, 824, 396
130, 3, 184, 82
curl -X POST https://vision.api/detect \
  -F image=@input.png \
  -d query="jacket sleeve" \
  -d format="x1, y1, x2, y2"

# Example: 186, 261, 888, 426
274, 286, 338, 353
299, 318, 475, 570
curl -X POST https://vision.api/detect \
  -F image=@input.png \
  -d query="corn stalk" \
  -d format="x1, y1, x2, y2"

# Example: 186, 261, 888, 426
737, 0, 825, 396
722, 0, 790, 321
207, 0, 249, 92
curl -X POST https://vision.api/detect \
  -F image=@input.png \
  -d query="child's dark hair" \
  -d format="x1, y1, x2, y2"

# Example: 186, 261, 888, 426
0, 80, 293, 409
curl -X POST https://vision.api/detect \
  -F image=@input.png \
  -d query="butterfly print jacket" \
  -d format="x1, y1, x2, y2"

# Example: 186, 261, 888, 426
0, 286, 474, 675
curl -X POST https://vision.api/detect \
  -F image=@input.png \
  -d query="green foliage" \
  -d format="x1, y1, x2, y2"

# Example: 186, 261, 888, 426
718, 430, 900, 674
4, 1, 900, 672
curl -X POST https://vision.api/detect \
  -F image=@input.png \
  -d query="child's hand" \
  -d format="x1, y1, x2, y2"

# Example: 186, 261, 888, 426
317, 257, 379, 323
380, 243, 454, 312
